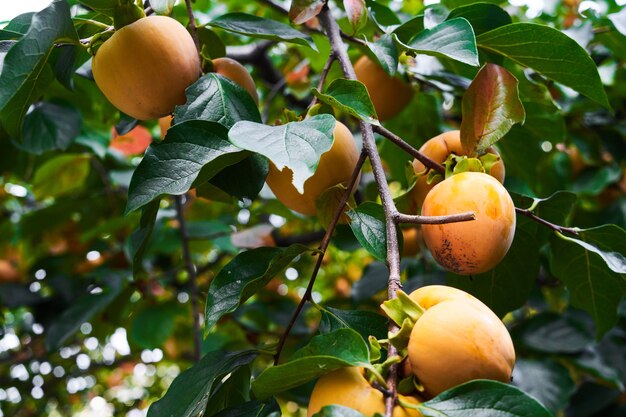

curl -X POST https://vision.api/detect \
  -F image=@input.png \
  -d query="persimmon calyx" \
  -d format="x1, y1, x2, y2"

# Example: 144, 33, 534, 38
381, 289, 425, 327
113, 2, 146, 30
388, 317, 414, 356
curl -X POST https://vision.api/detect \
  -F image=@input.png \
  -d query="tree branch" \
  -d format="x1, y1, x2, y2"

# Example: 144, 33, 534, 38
373, 125, 445, 175
274, 151, 367, 365
395, 212, 475, 225
309, 53, 336, 108
515, 207, 580, 235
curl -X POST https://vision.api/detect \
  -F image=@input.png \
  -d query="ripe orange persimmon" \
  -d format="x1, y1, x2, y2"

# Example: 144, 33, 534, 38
421, 172, 515, 275
307, 367, 422, 417
212, 57, 259, 104
401, 227, 421, 257
92, 16, 200, 120
354, 56, 414, 122
412, 130, 505, 212
407, 285, 515, 398
109, 125, 152, 156
266, 121, 360, 216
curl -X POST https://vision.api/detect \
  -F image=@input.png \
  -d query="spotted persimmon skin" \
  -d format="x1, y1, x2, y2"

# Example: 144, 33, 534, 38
354, 56, 414, 122
92, 16, 200, 120
411, 130, 505, 212
307, 367, 422, 417
407, 285, 515, 398
266, 121, 360, 216
212, 57, 259, 104
421, 172, 515, 275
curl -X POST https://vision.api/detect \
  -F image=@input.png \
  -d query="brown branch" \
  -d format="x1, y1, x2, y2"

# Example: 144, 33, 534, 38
184, 0, 200, 51
309, 53, 336, 108
274, 151, 367, 365
395, 212, 475, 225
515, 207, 580, 235
373, 125, 445, 175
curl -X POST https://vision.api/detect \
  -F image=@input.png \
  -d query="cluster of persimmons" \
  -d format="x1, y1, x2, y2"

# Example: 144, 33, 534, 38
92, 8, 516, 415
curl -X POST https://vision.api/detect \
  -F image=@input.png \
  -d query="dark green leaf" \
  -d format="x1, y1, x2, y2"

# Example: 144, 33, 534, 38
516, 312, 593, 354
174, 73, 261, 129
558, 225, 626, 274
130, 303, 184, 349
319, 306, 388, 341
513, 191, 577, 245
421, 380, 553, 417
229, 114, 336, 193
126, 121, 247, 213
198, 27, 226, 59
570, 347, 625, 391
460, 63, 525, 154
45, 278, 124, 351
130, 200, 160, 278
313, 405, 367, 417
209, 154, 269, 201
366, 0, 401, 30
347, 202, 387, 262
251, 329, 370, 399
550, 228, 625, 337
76, 0, 118, 15
447, 3, 512, 36
397, 18, 479, 67
32, 154, 91, 199
512, 359, 576, 413
147, 350, 258, 417
365, 34, 398, 76
447, 227, 539, 317
351, 261, 388, 302
477, 23, 609, 108
213, 399, 281, 417
289, 0, 326, 25
205, 245, 314, 329
312, 79, 379, 125
393, 15, 424, 44
20, 102, 81, 154
0, 0, 79, 139
204, 366, 251, 416
210, 13, 316, 50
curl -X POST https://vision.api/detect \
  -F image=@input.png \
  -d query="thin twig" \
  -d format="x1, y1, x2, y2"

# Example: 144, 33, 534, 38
515, 207, 580, 235
395, 212, 475, 225
274, 151, 367, 365
262, 78, 286, 123
184, 0, 200, 51
373, 125, 445, 175
309, 53, 336, 108
174, 196, 202, 362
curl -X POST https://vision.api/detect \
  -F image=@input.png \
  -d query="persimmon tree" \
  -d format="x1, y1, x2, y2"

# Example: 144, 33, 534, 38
0, 0, 625, 417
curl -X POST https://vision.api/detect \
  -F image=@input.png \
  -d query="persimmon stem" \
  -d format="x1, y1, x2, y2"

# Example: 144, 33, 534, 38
273, 151, 367, 365
309, 53, 336, 108
515, 207, 580, 235
174, 195, 202, 362
395, 212, 475, 225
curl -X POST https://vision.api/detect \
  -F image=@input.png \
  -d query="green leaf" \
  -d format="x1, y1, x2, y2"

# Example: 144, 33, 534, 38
477, 23, 610, 108
289, 0, 326, 25
460, 63, 525, 154
365, 34, 398, 76
549, 228, 625, 337
366, 0, 401, 31
204, 366, 251, 416
209, 13, 316, 50
45, 277, 124, 351
32, 154, 91, 199
0, 0, 79, 139
147, 350, 258, 417
313, 405, 367, 417
396, 18, 479, 67
130, 199, 160, 278
126, 120, 247, 213
20, 102, 81, 154
76, 0, 119, 16
608, 7, 626, 37
447, 3, 512, 36
251, 329, 370, 399
313, 79, 379, 125
213, 399, 281, 417
174, 73, 261, 129
347, 202, 387, 262
515, 312, 593, 354
209, 154, 269, 202
447, 228, 539, 317
130, 303, 184, 349
381, 289, 425, 326
319, 306, 389, 342
198, 27, 226, 60
513, 191, 577, 245
228, 114, 336, 194
149, 0, 177, 15
512, 358, 576, 413
420, 380, 553, 417
557, 225, 626, 274
205, 245, 314, 330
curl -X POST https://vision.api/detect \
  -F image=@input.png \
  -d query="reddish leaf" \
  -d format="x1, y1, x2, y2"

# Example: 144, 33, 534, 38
289, 0, 326, 25
110, 125, 153, 156
460, 63, 525, 155
343, 0, 367, 34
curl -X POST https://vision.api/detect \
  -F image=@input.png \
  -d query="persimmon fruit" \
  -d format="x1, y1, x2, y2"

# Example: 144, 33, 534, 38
307, 367, 422, 417
421, 172, 515, 275
412, 130, 505, 212
354, 56, 414, 122
109, 125, 152, 156
266, 121, 360, 216
407, 285, 515, 398
212, 57, 259, 104
401, 227, 421, 257
92, 16, 200, 120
